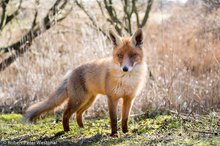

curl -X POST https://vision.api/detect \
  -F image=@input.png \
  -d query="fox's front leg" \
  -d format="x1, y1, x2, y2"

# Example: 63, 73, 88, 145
107, 96, 119, 136
122, 96, 133, 133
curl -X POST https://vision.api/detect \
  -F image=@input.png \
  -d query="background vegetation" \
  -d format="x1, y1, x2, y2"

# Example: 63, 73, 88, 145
0, 0, 219, 145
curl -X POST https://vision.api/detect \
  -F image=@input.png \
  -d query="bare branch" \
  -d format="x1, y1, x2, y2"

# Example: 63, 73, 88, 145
0, 0, 9, 30
104, 0, 123, 35
0, 10, 38, 54
122, 0, 133, 34
0, 41, 31, 72
31, 10, 38, 30
75, 0, 108, 36
96, 0, 105, 16
132, 0, 140, 27
4, 0, 22, 28
56, 3, 73, 22
140, 0, 154, 27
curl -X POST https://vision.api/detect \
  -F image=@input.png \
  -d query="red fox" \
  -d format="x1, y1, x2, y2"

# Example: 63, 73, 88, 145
23, 28, 147, 136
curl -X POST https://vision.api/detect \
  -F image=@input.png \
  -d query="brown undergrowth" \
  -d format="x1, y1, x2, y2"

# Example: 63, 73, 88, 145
0, 2, 219, 116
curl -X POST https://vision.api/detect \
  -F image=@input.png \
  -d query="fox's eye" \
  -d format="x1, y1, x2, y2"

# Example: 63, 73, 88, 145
131, 53, 138, 58
117, 54, 123, 59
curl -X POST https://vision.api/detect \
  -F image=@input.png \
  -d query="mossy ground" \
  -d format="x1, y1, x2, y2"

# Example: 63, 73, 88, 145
0, 112, 219, 146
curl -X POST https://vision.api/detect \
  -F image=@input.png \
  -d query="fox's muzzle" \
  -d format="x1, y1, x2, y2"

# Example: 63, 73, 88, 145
121, 58, 133, 72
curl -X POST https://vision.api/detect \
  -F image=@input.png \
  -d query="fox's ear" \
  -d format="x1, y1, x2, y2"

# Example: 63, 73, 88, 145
131, 28, 143, 48
109, 30, 122, 47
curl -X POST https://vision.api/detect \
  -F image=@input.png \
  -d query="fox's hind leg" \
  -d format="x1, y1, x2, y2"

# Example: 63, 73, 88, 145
63, 99, 80, 132
76, 95, 96, 128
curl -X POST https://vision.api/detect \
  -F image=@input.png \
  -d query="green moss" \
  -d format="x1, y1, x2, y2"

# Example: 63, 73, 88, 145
0, 114, 22, 122
0, 113, 219, 145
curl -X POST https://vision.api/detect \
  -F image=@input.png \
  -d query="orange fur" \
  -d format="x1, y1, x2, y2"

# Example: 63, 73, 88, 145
23, 28, 148, 136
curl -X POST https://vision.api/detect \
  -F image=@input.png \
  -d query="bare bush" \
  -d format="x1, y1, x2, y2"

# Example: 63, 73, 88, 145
75, 0, 154, 35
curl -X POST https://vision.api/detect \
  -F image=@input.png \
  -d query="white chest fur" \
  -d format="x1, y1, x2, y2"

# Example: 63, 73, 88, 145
110, 63, 147, 97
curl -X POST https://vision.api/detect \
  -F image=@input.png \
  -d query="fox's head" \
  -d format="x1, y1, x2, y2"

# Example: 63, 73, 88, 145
109, 28, 144, 72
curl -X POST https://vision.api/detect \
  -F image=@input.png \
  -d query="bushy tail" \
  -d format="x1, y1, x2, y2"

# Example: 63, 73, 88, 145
23, 78, 69, 122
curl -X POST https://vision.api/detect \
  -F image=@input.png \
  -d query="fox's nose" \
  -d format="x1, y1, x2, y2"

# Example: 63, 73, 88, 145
122, 66, 128, 72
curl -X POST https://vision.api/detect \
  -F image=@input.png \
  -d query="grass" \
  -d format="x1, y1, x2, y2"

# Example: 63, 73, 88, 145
0, 1, 220, 116
0, 112, 219, 145
1, 1, 220, 115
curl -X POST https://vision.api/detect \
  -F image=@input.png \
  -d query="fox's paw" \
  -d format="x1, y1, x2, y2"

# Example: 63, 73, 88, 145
110, 132, 118, 137
122, 129, 128, 133
64, 129, 70, 132
63, 126, 70, 132
22, 114, 33, 123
